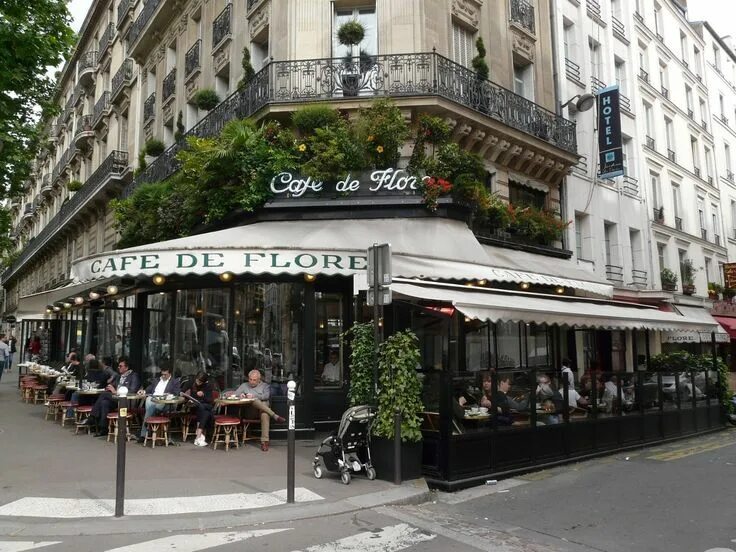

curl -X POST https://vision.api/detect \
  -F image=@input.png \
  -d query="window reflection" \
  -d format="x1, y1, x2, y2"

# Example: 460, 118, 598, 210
315, 292, 343, 388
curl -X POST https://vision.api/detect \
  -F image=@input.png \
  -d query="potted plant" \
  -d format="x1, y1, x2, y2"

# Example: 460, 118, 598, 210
681, 259, 696, 295
336, 19, 366, 96
708, 282, 723, 300
661, 268, 678, 291
724, 287, 736, 301
371, 329, 424, 481
655, 206, 665, 223
67, 179, 83, 193
193, 88, 220, 111
144, 138, 165, 158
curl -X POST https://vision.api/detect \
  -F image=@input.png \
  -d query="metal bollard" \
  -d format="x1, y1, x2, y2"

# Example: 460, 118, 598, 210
287, 380, 296, 504
394, 407, 402, 485
115, 395, 128, 517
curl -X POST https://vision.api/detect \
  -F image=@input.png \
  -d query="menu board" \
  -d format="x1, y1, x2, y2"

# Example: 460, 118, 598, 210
724, 263, 736, 289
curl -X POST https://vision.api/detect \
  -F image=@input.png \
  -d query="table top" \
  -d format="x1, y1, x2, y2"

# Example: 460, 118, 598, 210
113, 394, 145, 400
463, 413, 491, 420
216, 397, 255, 406
152, 396, 185, 405
78, 388, 105, 395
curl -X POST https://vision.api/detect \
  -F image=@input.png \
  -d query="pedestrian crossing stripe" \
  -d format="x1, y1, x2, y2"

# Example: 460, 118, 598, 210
292, 523, 436, 552
0, 541, 60, 552
103, 529, 290, 552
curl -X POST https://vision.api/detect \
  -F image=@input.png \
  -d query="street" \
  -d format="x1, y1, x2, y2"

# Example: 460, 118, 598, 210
2, 429, 735, 552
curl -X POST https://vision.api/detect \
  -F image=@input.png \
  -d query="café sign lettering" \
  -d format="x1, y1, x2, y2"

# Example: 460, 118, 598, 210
270, 169, 429, 198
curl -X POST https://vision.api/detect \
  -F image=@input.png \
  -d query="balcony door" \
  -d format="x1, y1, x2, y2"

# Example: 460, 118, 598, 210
331, 7, 378, 96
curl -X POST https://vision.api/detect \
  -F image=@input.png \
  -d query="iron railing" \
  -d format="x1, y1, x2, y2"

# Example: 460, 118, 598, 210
605, 264, 624, 283
77, 50, 98, 74
620, 93, 631, 112
99, 23, 115, 55
631, 270, 647, 286
59, 145, 76, 171
127, 0, 161, 49
701, 120, 707, 131
143, 92, 156, 123
591, 76, 605, 92
162, 68, 176, 102
721, 114, 729, 125
694, 166, 701, 177
117, 0, 131, 28
93, 92, 111, 126
22, 203, 34, 218
185, 40, 201, 78
2, 151, 129, 282
565, 58, 581, 82
645, 135, 655, 149
213, 4, 232, 48
111, 59, 134, 101
129, 52, 578, 192
701, 228, 708, 240
653, 207, 664, 221
612, 15, 626, 39
510, 0, 535, 34
74, 115, 93, 139
727, 170, 735, 183
587, 0, 601, 19
622, 175, 638, 195
715, 234, 721, 246
687, 109, 694, 118
639, 68, 649, 82
675, 216, 683, 231
41, 174, 51, 193
661, 86, 669, 99
708, 175, 714, 185
247, 0, 262, 11
667, 148, 676, 162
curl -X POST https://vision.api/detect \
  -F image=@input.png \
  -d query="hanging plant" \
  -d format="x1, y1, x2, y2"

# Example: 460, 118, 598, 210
67, 179, 83, 192
337, 20, 365, 47
354, 98, 410, 169
193, 88, 221, 111
343, 321, 375, 407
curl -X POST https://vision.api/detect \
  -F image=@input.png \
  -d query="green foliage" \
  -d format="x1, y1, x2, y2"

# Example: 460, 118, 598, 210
373, 330, 424, 443
238, 47, 256, 89
67, 179, 82, 192
661, 268, 678, 287
708, 282, 723, 295
111, 180, 176, 248
0, 248, 20, 270
136, 149, 147, 176
301, 121, 364, 183
471, 37, 489, 81
343, 322, 375, 407
336, 20, 365, 46
508, 204, 570, 244
194, 88, 221, 111
0, 0, 75, 198
144, 138, 165, 157
353, 99, 410, 169
681, 259, 696, 285
0, 208, 16, 263
291, 105, 341, 135
175, 110, 185, 142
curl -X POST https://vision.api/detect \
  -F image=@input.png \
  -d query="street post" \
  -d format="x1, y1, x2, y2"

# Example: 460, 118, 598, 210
115, 390, 129, 517
287, 380, 296, 504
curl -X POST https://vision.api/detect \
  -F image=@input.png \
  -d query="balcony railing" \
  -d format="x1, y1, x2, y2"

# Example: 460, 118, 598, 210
591, 76, 605, 92
129, 52, 578, 191
708, 175, 714, 185
212, 4, 232, 49
117, 0, 131, 28
74, 115, 93, 139
661, 86, 669, 99
653, 207, 664, 222
111, 59, 134, 101
77, 50, 98, 74
639, 68, 649, 82
162, 68, 176, 103
99, 22, 115, 56
22, 203, 34, 219
694, 166, 701, 177
612, 15, 626, 39
2, 151, 129, 282
728, 170, 734, 183
622, 175, 638, 195
587, 0, 601, 19
687, 109, 694, 119
247, 0, 262, 11
667, 148, 676, 162
93, 91, 111, 126
721, 114, 729, 125
127, 0, 162, 49
701, 228, 708, 240
565, 58, 581, 82
510, 0, 535, 34
701, 120, 707, 131
143, 92, 156, 124
185, 39, 201, 78
715, 234, 721, 246
645, 135, 655, 150
631, 269, 647, 286
605, 264, 624, 283
619, 93, 631, 112
675, 216, 683, 231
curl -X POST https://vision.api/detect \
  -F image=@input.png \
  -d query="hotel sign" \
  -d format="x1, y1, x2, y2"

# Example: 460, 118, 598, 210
597, 85, 624, 179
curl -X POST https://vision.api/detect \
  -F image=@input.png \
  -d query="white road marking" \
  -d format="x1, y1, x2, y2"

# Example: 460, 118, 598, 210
0, 542, 60, 552
0, 488, 323, 518
292, 523, 436, 552
104, 528, 290, 552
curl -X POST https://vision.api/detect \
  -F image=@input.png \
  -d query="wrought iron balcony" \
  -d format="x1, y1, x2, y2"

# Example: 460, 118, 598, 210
59, 144, 77, 171
117, 0, 131, 28
213, 4, 232, 49
631, 269, 647, 286
185, 39, 201, 78
93, 91, 111, 128
41, 174, 52, 196
247, 0, 263, 12
127, 0, 161, 50
591, 76, 605, 92
639, 68, 649, 82
3, 151, 129, 282
708, 175, 714, 185
162, 68, 176, 103
99, 23, 115, 56
74, 115, 93, 141
667, 148, 676, 162
143, 92, 156, 124
701, 120, 707, 131
645, 136, 655, 150
565, 58, 581, 82
605, 264, 624, 283
716, 234, 721, 246
728, 170, 734, 183
509, 0, 535, 34
111, 59, 134, 103
129, 52, 578, 192
587, 0, 601, 19
612, 15, 626, 40
694, 166, 701, 177
77, 51, 98, 82
721, 114, 729, 125
701, 228, 708, 240
687, 109, 694, 119
661, 86, 669, 99
675, 216, 683, 231
47, 125, 58, 142
653, 207, 664, 221
22, 203, 34, 219
622, 175, 638, 195
619, 93, 631, 112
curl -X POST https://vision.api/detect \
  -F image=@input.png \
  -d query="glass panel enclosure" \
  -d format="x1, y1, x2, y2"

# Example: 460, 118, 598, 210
315, 292, 344, 389
94, 296, 135, 367
143, 293, 172, 381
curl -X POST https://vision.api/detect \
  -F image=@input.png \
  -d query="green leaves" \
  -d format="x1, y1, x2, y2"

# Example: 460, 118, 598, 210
344, 322, 375, 407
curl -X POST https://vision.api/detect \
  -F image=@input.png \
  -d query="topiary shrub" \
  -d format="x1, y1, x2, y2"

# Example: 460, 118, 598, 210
337, 20, 365, 47
238, 46, 256, 88
472, 37, 489, 81
291, 105, 341, 135
174, 110, 185, 142
144, 138, 165, 157
67, 180, 83, 192
193, 88, 221, 111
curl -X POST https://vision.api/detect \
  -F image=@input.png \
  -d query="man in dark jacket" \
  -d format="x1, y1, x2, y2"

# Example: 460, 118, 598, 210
137, 365, 181, 441
81, 357, 141, 436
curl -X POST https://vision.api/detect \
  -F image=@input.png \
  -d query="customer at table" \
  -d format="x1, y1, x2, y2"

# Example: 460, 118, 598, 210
136, 365, 181, 442
80, 357, 141, 436
66, 359, 104, 419
492, 375, 529, 425
181, 371, 214, 447
228, 369, 286, 451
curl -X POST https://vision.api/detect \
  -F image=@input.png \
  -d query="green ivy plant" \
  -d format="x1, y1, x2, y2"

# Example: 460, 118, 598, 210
343, 321, 375, 407
373, 329, 424, 443
354, 98, 410, 169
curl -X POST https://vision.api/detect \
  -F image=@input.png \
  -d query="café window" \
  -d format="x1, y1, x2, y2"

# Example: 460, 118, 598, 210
315, 292, 344, 388
143, 293, 172, 383
94, 295, 136, 368
509, 181, 546, 209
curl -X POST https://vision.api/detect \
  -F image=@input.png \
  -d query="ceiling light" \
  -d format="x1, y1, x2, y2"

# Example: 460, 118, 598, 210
304, 274, 316, 282
106, 285, 119, 295
52, 305, 61, 312
74, 296, 84, 305
88, 291, 101, 300
555, 286, 566, 294
62, 302, 72, 309
520, 282, 531, 290
152, 274, 166, 286
219, 272, 234, 283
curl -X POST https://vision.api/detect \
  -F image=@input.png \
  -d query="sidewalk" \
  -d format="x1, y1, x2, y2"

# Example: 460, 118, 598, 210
0, 374, 430, 537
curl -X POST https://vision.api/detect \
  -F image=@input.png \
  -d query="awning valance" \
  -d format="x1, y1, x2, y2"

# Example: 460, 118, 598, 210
71, 218, 613, 297
714, 316, 736, 340
671, 306, 730, 343
15, 280, 112, 318
392, 282, 718, 332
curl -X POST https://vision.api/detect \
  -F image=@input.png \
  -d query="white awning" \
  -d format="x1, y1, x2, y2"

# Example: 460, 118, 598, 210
391, 281, 717, 331
71, 218, 613, 297
16, 280, 109, 318
671, 305, 730, 343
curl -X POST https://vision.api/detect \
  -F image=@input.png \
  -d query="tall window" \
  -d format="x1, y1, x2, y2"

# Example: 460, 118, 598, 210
658, 243, 667, 271
513, 61, 534, 100
672, 183, 681, 219
664, 117, 674, 152
720, 94, 725, 118
451, 20, 474, 68
698, 197, 706, 232
712, 205, 721, 241
615, 58, 626, 93
644, 103, 654, 138
705, 257, 713, 282
680, 32, 688, 63
654, 3, 664, 37
604, 222, 617, 266
694, 46, 702, 75
629, 228, 642, 272
575, 213, 589, 260
731, 200, 736, 234
726, 143, 732, 175
563, 19, 575, 60
700, 98, 708, 123
714, 43, 722, 71
691, 136, 700, 170
651, 172, 662, 209
589, 38, 601, 79
334, 7, 377, 59
705, 146, 714, 181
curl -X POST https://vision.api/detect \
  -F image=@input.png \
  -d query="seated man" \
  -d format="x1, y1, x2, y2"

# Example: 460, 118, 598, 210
321, 350, 341, 385
80, 357, 140, 436
492, 375, 528, 425
228, 369, 285, 451
137, 366, 180, 442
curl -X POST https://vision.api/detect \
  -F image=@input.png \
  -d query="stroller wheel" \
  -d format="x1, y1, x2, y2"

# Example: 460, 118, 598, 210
313, 465, 324, 479
340, 471, 351, 485
366, 467, 376, 480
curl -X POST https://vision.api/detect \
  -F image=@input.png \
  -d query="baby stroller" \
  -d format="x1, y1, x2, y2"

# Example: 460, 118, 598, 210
312, 405, 376, 484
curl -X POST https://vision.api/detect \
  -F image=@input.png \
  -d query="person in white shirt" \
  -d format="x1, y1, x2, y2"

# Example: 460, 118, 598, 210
0, 335, 9, 382
136, 366, 180, 442
561, 358, 576, 390
566, 387, 589, 410
321, 350, 341, 384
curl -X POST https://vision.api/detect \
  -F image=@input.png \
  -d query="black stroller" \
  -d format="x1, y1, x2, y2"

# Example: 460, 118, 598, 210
312, 405, 376, 484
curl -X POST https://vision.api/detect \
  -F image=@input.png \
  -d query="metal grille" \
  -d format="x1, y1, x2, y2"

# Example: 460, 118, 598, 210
99, 23, 115, 55
143, 93, 156, 123
162, 68, 176, 102
93, 92, 111, 126
509, 0, 535, 34
127, 0, 161, 49
213, 4, 232, 49
185, 40, 201, 78
112, 59, 134, 100
77, 50, 98, 73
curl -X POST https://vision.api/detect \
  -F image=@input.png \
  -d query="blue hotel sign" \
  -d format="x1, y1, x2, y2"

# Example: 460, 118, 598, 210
597, 85, 624, 179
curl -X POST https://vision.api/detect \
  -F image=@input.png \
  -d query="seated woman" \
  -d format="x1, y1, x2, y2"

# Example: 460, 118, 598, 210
181, 371, 214, 447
